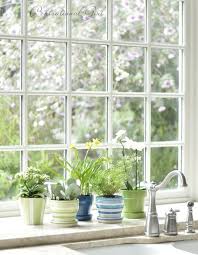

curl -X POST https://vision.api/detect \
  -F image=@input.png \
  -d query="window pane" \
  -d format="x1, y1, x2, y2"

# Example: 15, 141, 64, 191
27, 41, 66, 91
71, 0, 107, 40
28, 150, 64, 179
151, 98, 178, 141
113, 97, 144, 141
72, 44, 106, 91
151, 48, 179, 93
113, 0, 145, 42
151, 147, 178, 189
151, 0, 179, 44
28, 96, 65, 144
0, 0, 21, 35
28, 0, 66, 37
72, 97, 106, 143
0, 39, 21, 91
113, 46, 144, 92
0, 151, 20, 200
0, 96, 20, 145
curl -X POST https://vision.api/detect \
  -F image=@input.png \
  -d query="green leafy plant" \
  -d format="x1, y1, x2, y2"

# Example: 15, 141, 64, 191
48, 178, 81, 200
15, 167, 49, 198
56, 138, 108, 195
114, 130, 145, 190
91, 163, 125, 197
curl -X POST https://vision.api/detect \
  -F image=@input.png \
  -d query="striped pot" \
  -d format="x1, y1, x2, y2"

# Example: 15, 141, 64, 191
96, 195, 123, 224
19, 197, 46, 225
50, 199, 79, 227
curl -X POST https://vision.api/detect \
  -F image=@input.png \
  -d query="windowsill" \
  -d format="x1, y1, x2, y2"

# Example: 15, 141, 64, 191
0, 202, 197, 250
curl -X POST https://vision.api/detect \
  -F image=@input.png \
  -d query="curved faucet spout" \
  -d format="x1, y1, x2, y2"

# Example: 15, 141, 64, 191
155, 170, 187, 191
145, 170, 188, 237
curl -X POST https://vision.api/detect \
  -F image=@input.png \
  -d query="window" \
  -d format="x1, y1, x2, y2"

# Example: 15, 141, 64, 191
0, 0, 186, 203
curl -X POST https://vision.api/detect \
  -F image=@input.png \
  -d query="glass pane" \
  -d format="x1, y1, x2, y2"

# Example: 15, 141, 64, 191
151, 48, 179, 93
71, 0, 107, 40
151, 0, 179, 44
72, 44, 106, 91
0, 151, 20, 200
113, 0, 145, 42
28, 96, 65, 144
0, 0, 21, 35
0, 96, 20, 145
113, 46, 144, 92
72, 97, 106, 143
27, 41, 65, 91
28, 0, 66, 37
28, 150, 64, 179
151, 98, 178, 141
113, 97, 144, 141
0, 39, 21, 91
151, 147, 178, 189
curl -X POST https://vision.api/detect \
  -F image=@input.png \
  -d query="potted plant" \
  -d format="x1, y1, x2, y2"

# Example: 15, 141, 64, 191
48, 178, 81, 226
56, 138, 107, 221
114, 130, 146, 219
91, 163, 124, 224
15, 167, 49, 225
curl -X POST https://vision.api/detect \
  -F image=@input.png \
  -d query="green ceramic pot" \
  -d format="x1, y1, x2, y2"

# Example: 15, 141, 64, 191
19, 197, 46, 225
122, 189, 146, 219
50, 199, 79, 227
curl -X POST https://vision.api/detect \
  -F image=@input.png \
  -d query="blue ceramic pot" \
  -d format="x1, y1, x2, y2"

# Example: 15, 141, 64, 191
77, 195, 93, 221
96, 195, 123, 223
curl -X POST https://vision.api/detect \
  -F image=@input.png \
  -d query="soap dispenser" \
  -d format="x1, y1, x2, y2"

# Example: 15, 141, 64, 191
163, 208, 179, 236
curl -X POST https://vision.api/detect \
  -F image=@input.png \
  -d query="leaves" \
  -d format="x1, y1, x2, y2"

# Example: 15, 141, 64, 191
15, 167, 49, 198
56, 139, 107, 195
49, 180, 81, 200
91, 163, 125, 196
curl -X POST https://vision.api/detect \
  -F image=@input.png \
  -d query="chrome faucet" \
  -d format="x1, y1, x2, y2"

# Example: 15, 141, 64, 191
145, 170, 187, 237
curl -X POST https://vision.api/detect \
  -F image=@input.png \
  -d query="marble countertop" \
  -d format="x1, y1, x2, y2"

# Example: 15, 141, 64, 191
0, 232, 198, 255
0, 202, 197, 252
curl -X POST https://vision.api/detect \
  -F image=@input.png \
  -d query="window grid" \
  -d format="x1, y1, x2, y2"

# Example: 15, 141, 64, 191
0, 0, 185, 185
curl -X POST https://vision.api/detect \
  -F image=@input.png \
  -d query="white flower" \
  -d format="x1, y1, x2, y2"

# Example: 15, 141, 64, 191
113, 130, 127, 143
38, 120, 45, 127
161, 79, 174, 89
158, 106, 166, 112
123, 137, 145, 151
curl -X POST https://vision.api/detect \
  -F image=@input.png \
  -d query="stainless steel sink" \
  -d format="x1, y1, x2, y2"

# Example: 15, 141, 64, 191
173, 240, 198, 254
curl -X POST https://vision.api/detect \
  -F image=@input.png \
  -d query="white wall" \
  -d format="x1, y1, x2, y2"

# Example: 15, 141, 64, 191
186, 0, 198, 200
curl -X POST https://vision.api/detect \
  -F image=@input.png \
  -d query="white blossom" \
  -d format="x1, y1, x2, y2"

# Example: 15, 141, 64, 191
123, 137, 145, 151
113, 129, 127, 143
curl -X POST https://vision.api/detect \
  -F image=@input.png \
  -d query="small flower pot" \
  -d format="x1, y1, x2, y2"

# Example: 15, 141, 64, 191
19, 197, 46, 225
77, 195, 93, 221
96, 195, 123, 224
50, 199, 79, 227
122, 189, 146, 219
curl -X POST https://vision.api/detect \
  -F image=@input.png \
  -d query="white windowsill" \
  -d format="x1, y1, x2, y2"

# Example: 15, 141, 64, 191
0, 202, 196, 250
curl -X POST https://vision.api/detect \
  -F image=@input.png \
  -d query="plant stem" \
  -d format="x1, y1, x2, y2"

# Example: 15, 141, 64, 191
120, 141, 127, 174
135, 149, 138, 190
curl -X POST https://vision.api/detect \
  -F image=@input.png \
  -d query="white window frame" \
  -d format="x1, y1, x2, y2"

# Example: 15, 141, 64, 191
0, 0, 195, 216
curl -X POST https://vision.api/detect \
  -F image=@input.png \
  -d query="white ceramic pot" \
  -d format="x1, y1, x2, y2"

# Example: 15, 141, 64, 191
19, 197, 46, 225
50, 199, 79, 227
